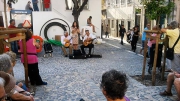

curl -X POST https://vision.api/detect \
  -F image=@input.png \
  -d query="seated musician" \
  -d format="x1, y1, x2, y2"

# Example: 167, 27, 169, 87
87, 16, 96, 33
80, 29, 94, 56
61, 31, 73, 57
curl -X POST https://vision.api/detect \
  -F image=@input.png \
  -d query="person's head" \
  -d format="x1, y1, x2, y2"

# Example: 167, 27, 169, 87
152, 25, 158, 30
0, 54, 13, 74
146, 24, 150, 29
169, 21, 179, 29
28, 1, 31, 4
72, 21, 79, 28
89, 16, 92, 19
25, 29, 33, 41
5, 51, 16, 67
121, 25, 124, 28
134, 27, 138, 31
0, 77, 6, 101
100, 69, 128, 100
85, 29, 90, 36
9, 19, 15, 26
64, 31, 68, 37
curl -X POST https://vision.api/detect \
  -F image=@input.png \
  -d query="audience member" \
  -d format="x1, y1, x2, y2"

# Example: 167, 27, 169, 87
105, 24, 110, 38
19, 30, 47, 86
140, 24, 150, 54
100, 69, 130, 101
32, 0, 39, 11
0, 54, 34, 101
25, 1, 33, 11
119, 25, 126, 45
8, 19, 18, 55
44, 0, 51, 11
160, 21, 180, 100
0, 77, 6, 101
131, 26, 140, 52
5, 51, 28, 91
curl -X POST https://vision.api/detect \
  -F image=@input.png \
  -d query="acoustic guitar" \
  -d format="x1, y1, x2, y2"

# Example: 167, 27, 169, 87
64, 38, 72, 47
83, 39, 92, 46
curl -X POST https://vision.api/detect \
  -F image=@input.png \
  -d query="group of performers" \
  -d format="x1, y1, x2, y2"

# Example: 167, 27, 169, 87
61, 19, 95, 57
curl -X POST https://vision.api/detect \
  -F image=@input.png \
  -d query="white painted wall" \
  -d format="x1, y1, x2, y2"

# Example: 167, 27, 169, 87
2, 0, 101, 39
0, 1, 4, 16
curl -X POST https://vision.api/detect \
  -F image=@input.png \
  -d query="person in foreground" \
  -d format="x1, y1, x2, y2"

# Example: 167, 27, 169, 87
0, 54, 34, 101
100, 69, 130, 101
159, 21, 180, 100
19, 30, 47, 86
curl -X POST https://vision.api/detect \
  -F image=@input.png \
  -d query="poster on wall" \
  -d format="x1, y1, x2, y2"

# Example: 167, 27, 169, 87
10, 10, 32, 28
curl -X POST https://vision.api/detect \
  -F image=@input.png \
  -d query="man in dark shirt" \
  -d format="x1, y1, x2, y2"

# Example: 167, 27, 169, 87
119, 25, 126, 45
8, 19, 18, 55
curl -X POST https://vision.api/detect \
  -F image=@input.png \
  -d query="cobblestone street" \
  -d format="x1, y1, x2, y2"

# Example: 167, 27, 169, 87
13, 37, 177, 101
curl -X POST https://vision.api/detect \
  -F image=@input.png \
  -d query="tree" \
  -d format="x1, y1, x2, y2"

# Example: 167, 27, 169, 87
72, 0, 88, 23
141, 0, 174, 25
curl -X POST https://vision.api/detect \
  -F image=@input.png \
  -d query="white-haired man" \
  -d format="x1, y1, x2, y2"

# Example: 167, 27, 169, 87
61, 31, 73, 57
160, 21, 180, 100
0, 77, 6, 101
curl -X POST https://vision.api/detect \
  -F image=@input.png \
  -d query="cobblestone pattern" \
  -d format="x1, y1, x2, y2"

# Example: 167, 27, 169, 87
13, 38, 177, 101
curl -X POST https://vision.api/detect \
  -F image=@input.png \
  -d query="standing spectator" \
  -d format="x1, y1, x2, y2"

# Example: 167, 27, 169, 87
105, 24, 110, 38
160, 21, 180, 100
119, 25, 126, 45
25, 1, 33, 11
44, 0, 51, 11
101, 23, 104, 39
32, 0, 39, 11
131, 27, 140, 52
7, 0, 12, 11
100, 69, 130, 101
19, 30, 47, 86
8, 19, 18, 55
140, 24, 150, 54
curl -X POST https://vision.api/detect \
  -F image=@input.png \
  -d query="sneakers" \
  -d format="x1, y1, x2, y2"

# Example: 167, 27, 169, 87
36, 81, 47, 86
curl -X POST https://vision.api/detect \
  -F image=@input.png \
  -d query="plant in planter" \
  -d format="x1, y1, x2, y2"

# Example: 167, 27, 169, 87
141, 0, 174, 25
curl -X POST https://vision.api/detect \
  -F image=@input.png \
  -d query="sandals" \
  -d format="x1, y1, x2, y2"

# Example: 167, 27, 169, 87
160, 90, 172, 96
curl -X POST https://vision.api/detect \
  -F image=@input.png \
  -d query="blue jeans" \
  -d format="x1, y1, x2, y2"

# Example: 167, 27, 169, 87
10, 41, 18, 54
33, 3, 39, 11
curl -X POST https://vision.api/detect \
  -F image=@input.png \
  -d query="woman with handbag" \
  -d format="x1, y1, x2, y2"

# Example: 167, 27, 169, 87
160, 21, 180, 100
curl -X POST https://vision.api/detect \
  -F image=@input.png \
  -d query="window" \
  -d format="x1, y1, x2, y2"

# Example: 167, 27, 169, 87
127, 0, 132, 4
112, 20, 114, 28
65, 0, 89, 10
121, 0, 125, 5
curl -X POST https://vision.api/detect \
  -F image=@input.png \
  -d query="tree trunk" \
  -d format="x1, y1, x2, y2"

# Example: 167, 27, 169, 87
0, 0, 7, 54
65, 0, 69, 10
72, 0, 88, 24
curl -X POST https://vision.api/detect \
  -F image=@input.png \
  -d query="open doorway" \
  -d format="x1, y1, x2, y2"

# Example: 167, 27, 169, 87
0, 16, 4, 27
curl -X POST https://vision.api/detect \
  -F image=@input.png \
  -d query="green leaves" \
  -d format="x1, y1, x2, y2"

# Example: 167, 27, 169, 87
142, 0, 175, 21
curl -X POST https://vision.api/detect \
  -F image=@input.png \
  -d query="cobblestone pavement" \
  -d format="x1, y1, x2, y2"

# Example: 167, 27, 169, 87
13, 37, 177, 101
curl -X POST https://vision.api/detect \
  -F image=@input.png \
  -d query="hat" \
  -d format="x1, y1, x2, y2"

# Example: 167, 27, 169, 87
85, 28, 89, 31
